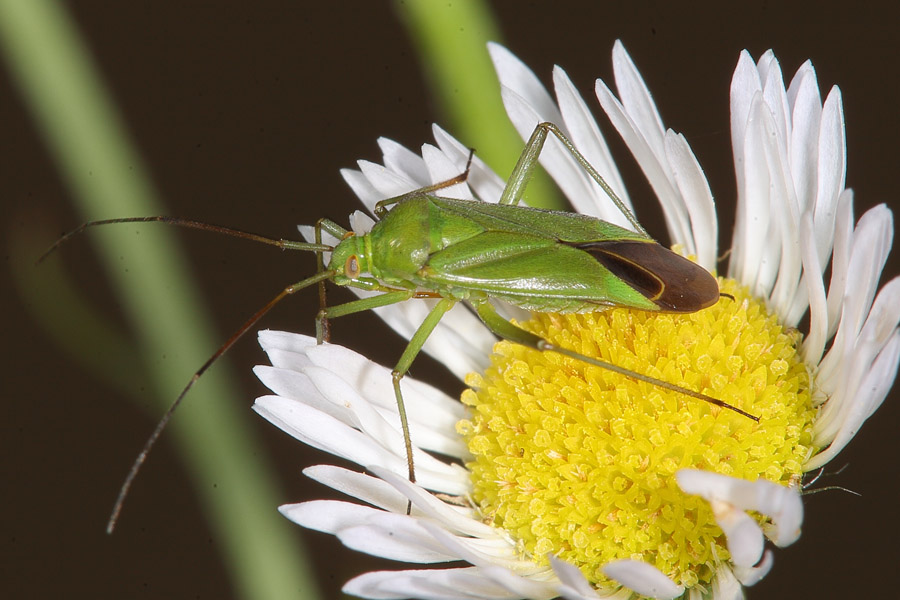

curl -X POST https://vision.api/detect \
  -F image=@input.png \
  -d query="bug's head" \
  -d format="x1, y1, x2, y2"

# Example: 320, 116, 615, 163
327, 233, 369, 286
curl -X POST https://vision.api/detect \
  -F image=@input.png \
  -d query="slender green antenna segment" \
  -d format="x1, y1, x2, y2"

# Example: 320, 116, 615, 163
38, 216, 330, 264
42, 216, 336, 533
105, 269, 335, 533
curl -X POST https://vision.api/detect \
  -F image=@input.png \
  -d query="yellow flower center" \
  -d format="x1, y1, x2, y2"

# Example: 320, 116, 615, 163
458, 278, 817, 588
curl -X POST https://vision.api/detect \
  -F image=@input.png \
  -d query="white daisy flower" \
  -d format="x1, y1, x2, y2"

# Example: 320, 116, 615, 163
253, 41, 900, 599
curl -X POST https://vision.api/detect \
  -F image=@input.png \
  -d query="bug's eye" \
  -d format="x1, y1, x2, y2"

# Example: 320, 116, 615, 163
345, 255, 360, 278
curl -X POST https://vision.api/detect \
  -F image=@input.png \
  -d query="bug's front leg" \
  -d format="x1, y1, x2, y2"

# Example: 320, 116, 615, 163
313, 218, 351, 341
314, 288, 414, 344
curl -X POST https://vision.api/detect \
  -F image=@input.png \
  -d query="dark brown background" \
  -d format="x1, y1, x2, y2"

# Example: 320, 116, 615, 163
3, 2, 898, 598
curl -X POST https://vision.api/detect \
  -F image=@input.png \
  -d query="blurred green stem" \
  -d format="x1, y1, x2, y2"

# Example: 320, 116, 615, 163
395, 0, 561, 210
0, 2, 317, 599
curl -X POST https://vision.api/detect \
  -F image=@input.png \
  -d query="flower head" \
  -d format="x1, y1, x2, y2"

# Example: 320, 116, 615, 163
253, 42, 900, 599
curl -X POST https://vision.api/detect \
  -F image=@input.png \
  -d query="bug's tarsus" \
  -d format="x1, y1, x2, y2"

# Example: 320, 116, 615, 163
801, 484, 861, 497
719, 292, 736, 302
800, 464, 858, 496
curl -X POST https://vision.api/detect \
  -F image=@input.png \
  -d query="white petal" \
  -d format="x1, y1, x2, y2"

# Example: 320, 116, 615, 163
370, 467, 498, 538
254, 395, 397, 466
824, 190, 855, 341
431, 124, 507, 204
729, 51, 763, 214
491, 43, 640, 228
300, 342, 466, 428
676, 470, 803, 547
664, 130, 717, 269
255, 339, 468, 457
338, 516, 464, 564
421, 143, 474, 200
344, 567, 530, 600
420, 521, 543, 571
611, 40, 666, 158
253, 365, 346, 422
259, 328, 317, 355
480, 565, 562, 599
799, 213, 828, 364
501, 86, 605, 214
786, 62, 821, 215
553, 64, 633, 223
349, 210, 376, 235
302, 464, 418, 514
254, 395, 469, 494
759, 57, 789, 158
549, 555, 603, 599
812, 86, 846, 264
732, 550, 774, 587
602, 560, 684, 600
708, 499, 764, 567
817, 205, 895, 409
595, 77, 693, 249
489, 43, 561, 121
375, 296, 495, 380
733, 93, 778, 296
708, 565, 744, 599
378, 135, 431, 186
279, 499, 377, 533
357, 159, 420, 206
806, 327, 900, 469
342, 167, 386, 208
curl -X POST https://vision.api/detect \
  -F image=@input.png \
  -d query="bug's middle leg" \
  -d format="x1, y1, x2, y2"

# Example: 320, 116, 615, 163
315, 289, 416, 343
388, 297, 457, 486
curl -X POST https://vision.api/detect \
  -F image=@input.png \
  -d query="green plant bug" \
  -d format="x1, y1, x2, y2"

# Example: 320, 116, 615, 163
43, 121, 756, 533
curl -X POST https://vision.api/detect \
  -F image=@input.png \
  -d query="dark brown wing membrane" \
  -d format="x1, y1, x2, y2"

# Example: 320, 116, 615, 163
576, 240, 719, 312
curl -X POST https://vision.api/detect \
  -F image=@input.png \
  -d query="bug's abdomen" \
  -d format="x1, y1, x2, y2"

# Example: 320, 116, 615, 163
422, 232, 661, 312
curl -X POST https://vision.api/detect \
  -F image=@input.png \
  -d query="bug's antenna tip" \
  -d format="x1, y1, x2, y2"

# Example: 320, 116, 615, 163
36, 235, 70, 265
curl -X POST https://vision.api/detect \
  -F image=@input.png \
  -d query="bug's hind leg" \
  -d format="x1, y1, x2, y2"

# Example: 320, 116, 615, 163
499, 122, 647, 236
471, 299, 758, 421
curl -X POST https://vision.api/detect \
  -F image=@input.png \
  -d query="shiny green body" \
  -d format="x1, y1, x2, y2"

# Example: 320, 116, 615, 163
329, 194, 718, 315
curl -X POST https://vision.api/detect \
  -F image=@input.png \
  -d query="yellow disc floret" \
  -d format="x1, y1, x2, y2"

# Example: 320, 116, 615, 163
458, 278, 816, 589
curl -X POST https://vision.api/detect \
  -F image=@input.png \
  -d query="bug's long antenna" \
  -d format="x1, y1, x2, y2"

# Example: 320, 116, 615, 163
38, 216, 330, 264
106, 269, 335, 534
